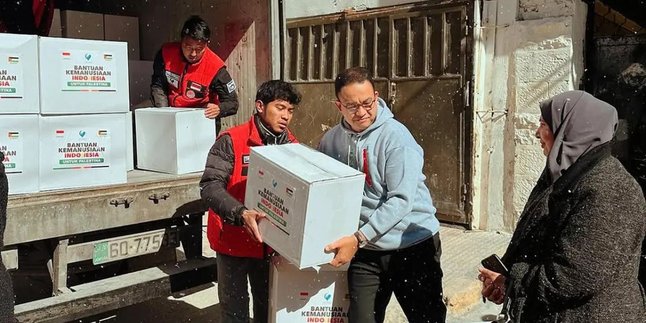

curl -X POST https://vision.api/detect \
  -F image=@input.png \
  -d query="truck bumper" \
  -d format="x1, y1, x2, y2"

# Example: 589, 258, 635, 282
14, 257, 217, 323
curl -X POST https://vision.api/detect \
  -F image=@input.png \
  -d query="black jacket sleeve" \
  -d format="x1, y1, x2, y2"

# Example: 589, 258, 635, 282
150, 49, 169, 107
199, 135, 245, 226
210, 67, 239, 118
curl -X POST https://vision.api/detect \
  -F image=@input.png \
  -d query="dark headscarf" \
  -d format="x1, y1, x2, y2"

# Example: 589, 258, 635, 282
539, 90, 618, 183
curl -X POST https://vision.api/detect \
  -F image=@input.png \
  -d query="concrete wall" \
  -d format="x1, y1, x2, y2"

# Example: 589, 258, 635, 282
471, 0, 587, 232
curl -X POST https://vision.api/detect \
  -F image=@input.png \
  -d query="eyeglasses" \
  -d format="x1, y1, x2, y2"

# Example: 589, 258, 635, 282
183, 45, 207, 54
338, 95, 377, 114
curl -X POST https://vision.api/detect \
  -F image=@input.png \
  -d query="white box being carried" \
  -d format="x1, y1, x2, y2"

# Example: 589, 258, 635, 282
39, 114, 127, 191
0, 34, 39, 114
0, 115, 39, 194
38, 37, 129, 114
245, 143, 364, 269
134, 107, 215, 174
270, 256, 349, 323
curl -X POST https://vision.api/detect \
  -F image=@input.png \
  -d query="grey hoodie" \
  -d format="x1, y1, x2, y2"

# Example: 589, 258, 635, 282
318, 98, 440, 250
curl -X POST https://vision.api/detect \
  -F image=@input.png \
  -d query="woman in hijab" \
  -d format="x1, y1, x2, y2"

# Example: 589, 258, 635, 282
479, 91, 646, 322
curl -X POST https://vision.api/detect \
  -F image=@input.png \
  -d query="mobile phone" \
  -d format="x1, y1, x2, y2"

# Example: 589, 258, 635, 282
481, 254, 509, 276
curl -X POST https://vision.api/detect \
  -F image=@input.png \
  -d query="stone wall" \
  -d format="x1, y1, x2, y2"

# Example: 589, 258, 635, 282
471, 0, 587, 231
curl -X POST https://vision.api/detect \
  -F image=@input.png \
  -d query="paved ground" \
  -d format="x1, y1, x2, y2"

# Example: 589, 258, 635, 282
74, 225, 511, 323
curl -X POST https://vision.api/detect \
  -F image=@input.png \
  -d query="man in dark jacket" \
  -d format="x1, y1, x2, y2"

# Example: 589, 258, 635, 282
199, 80, 301, 323
0, 151, 16, 321
150, 15, 238, 133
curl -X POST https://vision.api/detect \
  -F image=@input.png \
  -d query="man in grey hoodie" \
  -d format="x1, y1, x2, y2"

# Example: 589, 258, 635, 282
319, 67, 446, 323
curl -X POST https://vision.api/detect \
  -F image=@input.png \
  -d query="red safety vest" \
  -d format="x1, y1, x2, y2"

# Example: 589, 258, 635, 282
207, 117, 297, 258
161, 42, 225, 107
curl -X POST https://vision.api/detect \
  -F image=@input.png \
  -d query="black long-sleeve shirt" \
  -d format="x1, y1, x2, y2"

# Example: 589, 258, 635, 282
150, 49, 239, 118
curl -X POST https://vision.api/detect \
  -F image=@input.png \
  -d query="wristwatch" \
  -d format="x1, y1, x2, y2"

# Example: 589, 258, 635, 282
353, 231, 368, 248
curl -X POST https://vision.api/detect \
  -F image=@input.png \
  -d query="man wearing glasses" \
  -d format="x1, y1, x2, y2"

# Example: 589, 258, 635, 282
150, 15, 238, 132
318, 67, 446, 323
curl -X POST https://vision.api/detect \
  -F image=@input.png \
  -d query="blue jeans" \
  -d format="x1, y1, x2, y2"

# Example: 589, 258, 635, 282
216, 253, 269, 323
347, 233, 446, 323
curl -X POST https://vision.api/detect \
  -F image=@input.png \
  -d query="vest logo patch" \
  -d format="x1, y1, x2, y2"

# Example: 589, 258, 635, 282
186, 81, 206, 99
226, 80, 236, 93
189, 82, 203, 91
165, 70, 180, 88
242, 154, 250, 164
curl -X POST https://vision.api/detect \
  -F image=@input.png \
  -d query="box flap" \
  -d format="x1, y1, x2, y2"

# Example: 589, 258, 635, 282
250, 143, 363, 183
135, 107, 203, 114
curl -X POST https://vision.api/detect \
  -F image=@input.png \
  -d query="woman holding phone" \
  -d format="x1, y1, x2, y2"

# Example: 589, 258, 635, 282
479, 91, 646, 322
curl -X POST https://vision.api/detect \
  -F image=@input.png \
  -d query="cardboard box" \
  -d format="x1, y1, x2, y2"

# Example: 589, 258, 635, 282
245, 144, 364, 269
49, 9, 62, 37
0, 115, 39, 194
135, 108, 215, 174
128, 60, 153, 107
104, 15, 140, 60
61, 10, 104, 40
270, 256, 349, 323
39, 113, 127, 191
0, 34, 39, 114
39, 37, 130, 114
126, 111, 134, 171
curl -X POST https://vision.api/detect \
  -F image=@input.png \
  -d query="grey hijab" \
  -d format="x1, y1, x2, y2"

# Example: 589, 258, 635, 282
539, 90, 618, 183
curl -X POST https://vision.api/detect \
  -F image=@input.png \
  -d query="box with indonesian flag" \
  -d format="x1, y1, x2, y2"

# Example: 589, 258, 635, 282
0, 115, 39, 194
38, 114, 127, 191
38, 37, 129, 114
0, 33, 39, 114
269, 256, 349, 323
245, 143, 364, 269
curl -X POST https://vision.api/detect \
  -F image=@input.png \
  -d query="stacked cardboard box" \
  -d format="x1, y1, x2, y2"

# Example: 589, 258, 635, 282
38, 114, 128, 190
60, 10, 143, 107
244, 144, 364, 321
61, 10, 104, 40
269, 257, 350, 323
0, 34, 41, 194
104, 14, 140, 60
245, 143, 365, 269
0, 33, 133, 194
38, 36, 130, 191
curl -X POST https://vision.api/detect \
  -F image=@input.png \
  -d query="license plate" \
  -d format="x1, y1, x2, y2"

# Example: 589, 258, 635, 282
92, 230, 166, 265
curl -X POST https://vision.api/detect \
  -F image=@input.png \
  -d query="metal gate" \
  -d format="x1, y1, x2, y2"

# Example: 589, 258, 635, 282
283, 1, 472, 224
590, 36, 646, 192
588, 1, 646, 192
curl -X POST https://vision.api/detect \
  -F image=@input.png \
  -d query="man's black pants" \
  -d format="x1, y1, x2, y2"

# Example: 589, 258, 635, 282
347, 233, 446, 323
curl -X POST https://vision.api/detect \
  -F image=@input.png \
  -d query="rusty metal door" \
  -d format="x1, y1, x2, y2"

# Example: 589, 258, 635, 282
283, 1, 472, 224
590, 36, 646, 192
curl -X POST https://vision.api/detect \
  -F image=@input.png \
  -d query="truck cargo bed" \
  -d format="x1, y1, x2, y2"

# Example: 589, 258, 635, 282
5, 170, 205, 246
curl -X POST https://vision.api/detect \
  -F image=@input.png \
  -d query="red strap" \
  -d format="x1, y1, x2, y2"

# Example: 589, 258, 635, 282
362, 148, 372, 187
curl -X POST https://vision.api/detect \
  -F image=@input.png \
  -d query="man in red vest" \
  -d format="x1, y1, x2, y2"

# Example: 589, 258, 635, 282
200, 80, 301, 323
150, 15, 238, 132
